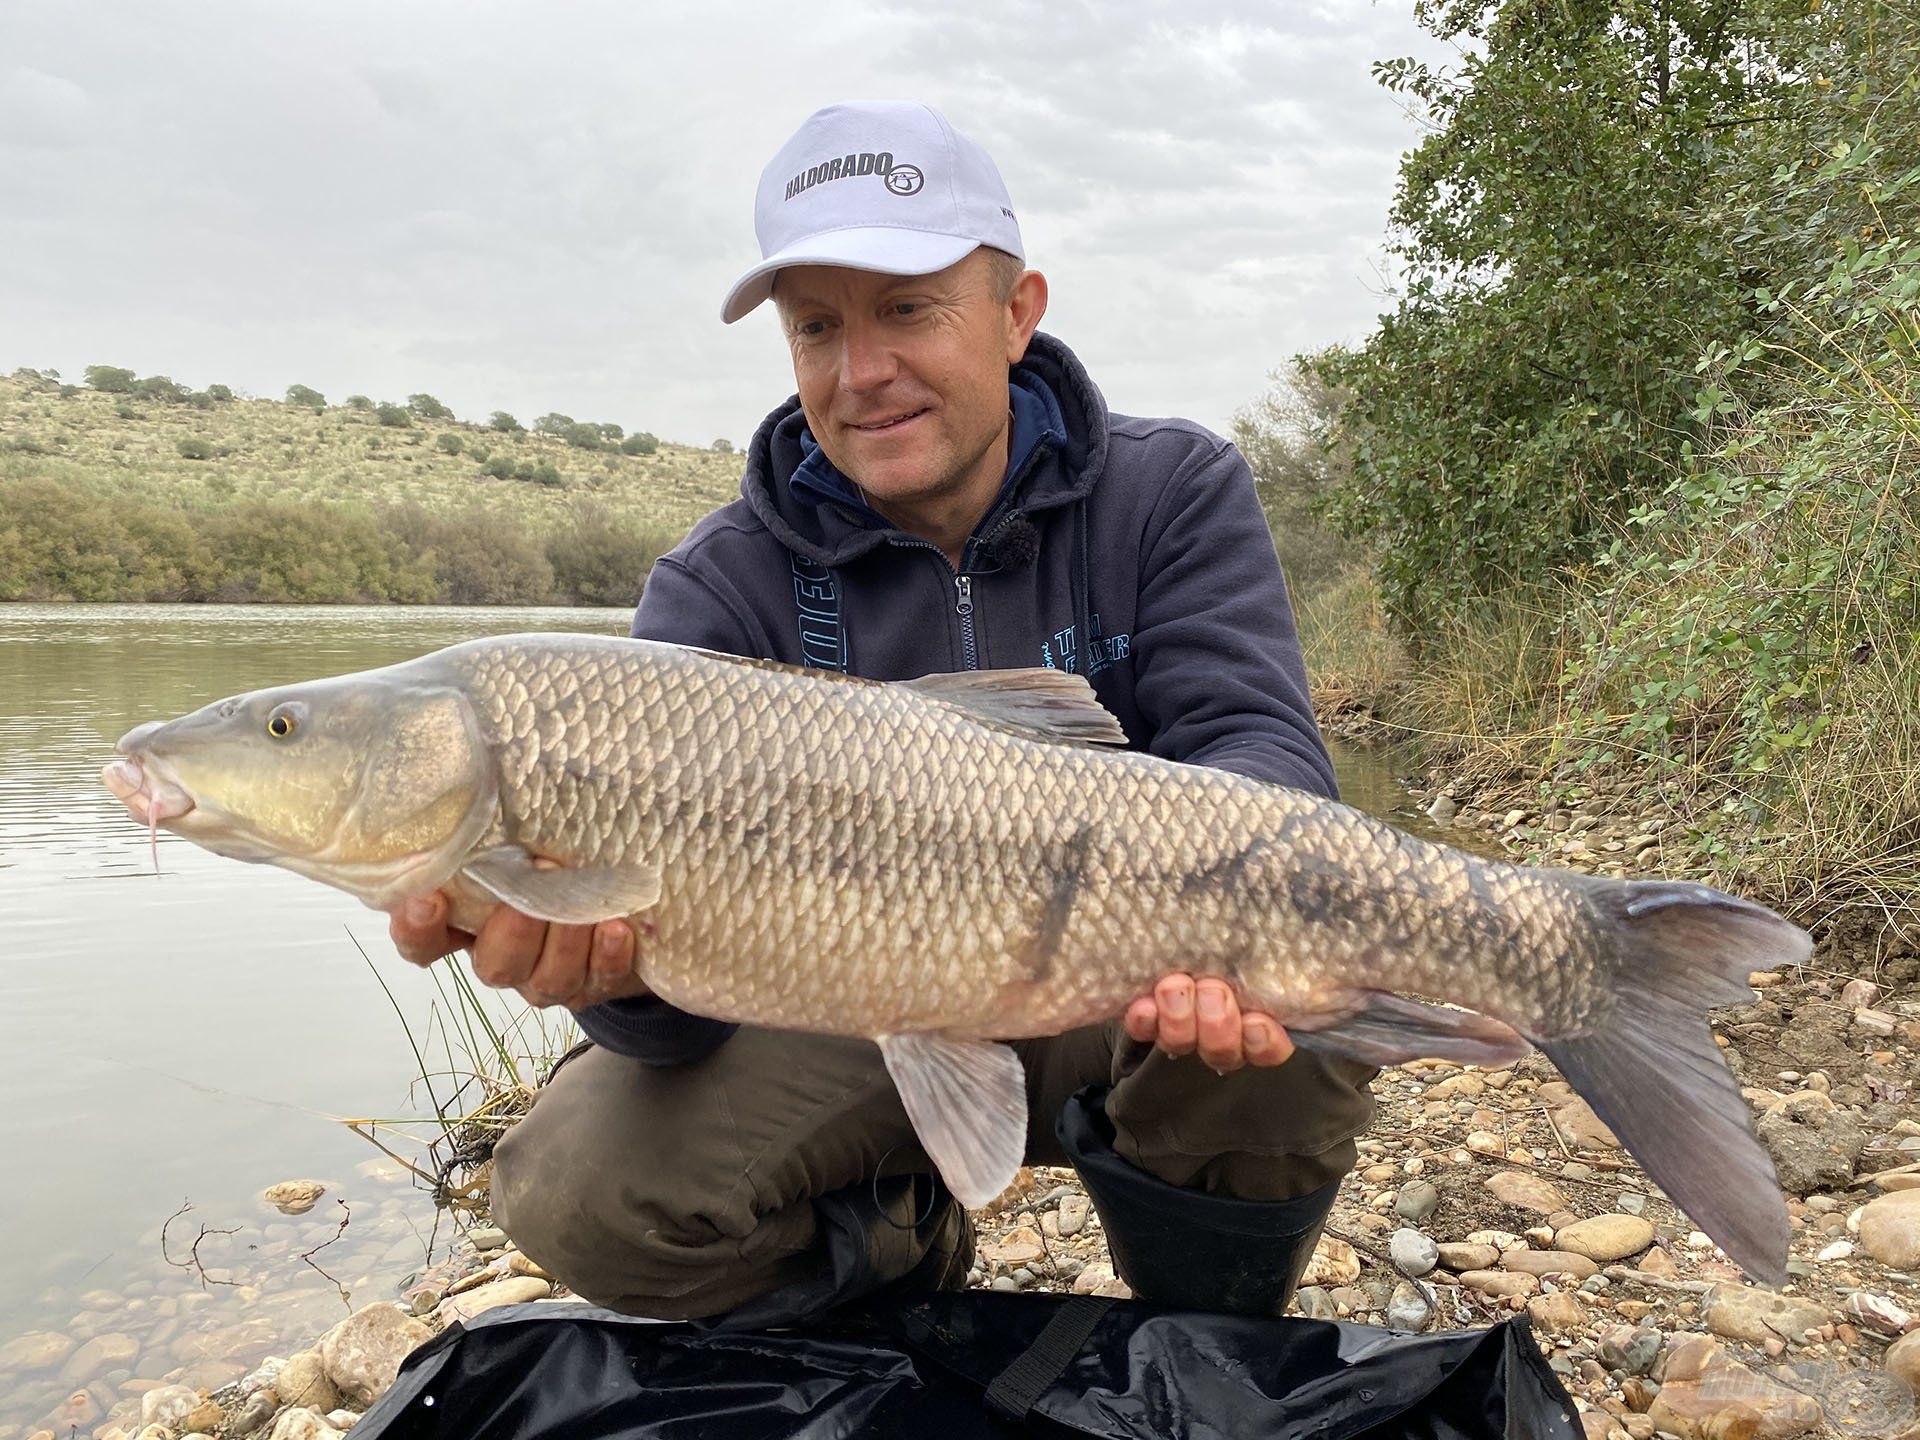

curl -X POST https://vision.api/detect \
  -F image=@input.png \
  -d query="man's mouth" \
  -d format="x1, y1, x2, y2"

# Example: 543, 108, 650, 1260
848, 408, 929, 434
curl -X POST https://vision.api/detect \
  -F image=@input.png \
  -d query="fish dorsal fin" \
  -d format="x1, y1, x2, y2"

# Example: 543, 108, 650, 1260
905, 669, 1127, 748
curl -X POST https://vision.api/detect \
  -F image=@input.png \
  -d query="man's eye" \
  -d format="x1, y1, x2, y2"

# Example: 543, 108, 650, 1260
892, 302, 920, 317
797, 320, 829, 338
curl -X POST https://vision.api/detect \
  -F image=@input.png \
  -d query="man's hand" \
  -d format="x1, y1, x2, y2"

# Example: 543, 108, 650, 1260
1124, 974, 1294, 1072
388, 890, 648, 1012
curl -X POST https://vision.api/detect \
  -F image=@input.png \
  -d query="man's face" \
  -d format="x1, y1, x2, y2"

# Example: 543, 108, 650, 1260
773, 251, 1043, 510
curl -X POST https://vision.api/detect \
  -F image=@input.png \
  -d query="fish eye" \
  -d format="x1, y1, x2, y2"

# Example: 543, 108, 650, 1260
266, 706, 299, 740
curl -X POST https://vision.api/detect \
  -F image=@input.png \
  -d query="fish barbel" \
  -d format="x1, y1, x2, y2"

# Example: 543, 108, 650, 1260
103, 633, 1806, 1281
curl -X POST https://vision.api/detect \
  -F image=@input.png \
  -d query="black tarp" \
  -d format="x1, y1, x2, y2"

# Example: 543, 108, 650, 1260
353, 1294, 1584, 1439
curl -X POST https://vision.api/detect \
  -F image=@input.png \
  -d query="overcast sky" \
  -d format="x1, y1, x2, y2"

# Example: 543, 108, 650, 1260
0, 2, 1450, 449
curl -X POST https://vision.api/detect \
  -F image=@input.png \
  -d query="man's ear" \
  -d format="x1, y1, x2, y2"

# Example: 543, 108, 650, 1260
1005, 270, 1049, 364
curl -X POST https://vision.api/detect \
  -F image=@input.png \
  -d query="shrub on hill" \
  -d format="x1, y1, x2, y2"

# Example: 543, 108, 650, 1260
375, 404, 412, 428
286, 384, 327, 411
409, 393, 453, 420
85, 365, 135, 394
620, 432, 659, 456
489, 411, 523, 433
176, 438, 214, 460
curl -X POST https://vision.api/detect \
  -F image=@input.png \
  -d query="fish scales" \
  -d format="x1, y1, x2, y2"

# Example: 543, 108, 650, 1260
106, 631, 1810, 1280
441, 638, 1576, 1041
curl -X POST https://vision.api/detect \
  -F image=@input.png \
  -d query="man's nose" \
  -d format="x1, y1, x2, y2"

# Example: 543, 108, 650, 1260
838, 324, 899, 394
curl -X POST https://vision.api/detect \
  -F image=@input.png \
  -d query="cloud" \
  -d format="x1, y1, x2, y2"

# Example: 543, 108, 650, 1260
0, 0, 1449, 446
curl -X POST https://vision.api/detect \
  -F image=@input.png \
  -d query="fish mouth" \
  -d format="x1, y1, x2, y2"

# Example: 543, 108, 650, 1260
103, 742, 197, 869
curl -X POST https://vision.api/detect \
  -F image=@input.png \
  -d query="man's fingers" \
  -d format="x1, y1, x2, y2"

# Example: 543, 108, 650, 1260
1153, 974, 1197, 1055
470, 906, 548, 991
523, 921, 594, 1005
1194, 978, 1243, 1072
584, 921, 637, 996
1244, 1016, 1296, 1067
390, 892, 459, 966
1124, 996, 1159, 1045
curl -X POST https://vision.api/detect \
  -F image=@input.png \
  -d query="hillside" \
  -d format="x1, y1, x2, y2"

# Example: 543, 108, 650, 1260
0, 368, 751, 604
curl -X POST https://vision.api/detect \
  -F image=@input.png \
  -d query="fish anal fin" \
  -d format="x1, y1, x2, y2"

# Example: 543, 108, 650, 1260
1288, 992, 1533, 1067
878, 1033, 1028, 1209
460, 846, 661, 924
904, 669, 1127, 748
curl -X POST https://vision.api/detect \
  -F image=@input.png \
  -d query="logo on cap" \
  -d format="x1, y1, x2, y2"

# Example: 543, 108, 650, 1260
783, 151, 926, 203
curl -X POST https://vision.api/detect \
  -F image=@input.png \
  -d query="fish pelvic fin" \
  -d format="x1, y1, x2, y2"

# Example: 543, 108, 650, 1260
1536, 879, 1810, 1287
877, 1033, 1028, 1209
460, 845, 662, 923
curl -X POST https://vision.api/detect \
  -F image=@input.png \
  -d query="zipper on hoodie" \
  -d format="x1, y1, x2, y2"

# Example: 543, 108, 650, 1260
953, 575, 978, 670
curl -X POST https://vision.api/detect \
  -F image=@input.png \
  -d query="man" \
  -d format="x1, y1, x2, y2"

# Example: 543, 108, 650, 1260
392, 101, 1374, 1322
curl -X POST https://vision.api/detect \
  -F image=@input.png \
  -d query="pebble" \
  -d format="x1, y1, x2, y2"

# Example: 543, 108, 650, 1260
1555, 1214, 1654, 1263
1294, 1286, 1337, 1321
1756, 1090, 1865, 1194
1484, 1172, 1569, 1214
466, 1226, 509, 1252
1390, 1228, 1439, 1277
983, 1226, 1045, 1267
1499, 1249, 1599, 1281
1395, 1181, 1440, 1223
317, 1303, 432, 1409
1598, 1325, 1661, 1376
1616, 1193, 1647, 1216
1703, 1283, 1828, 1345
1386, 1280, 1434, 1331
1436, 1242, 1500, 1271
1301, 1236, 1361, 1287
0, 1332, 74, 1372
262, 1180, 328, 1215
1458, 1270, 1539, 1299
1056, 1195, 1090, 1237
438, 1276, 554, 1323
1525, 1292, 1587, 1334
1884, 1330, 1920, 1391
1466, 1229, 1523, 1251
1858, 1189, 1920, 1268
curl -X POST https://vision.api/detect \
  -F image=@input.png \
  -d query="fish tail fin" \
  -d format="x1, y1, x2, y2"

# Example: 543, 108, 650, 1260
1534, 878, 1809, 1286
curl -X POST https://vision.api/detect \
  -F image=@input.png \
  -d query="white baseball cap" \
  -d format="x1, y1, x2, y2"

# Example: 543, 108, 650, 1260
721, 101, 1025, 324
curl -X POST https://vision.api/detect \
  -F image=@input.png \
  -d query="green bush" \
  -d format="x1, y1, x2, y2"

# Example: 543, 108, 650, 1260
345, 394, 372, 410
711, 439, 734, 454
529, 461, 564, 487
176, 438, 214, 460
482, 455, 515, 479
409, 393, 453, 420
135, 375, 188, 403
489, 411, 523, 433
206, 384, 234, 402
620, 432, 659, 456
435, 433, 464, 456
534, 412, 575, 435
597, 422, 624, 442
85, 365, 135, 394
376, 404, 412, 428
186, 391, 216, 410
546, 501, 675, 605
286, 384, 327, 410
563, 423, 604, 450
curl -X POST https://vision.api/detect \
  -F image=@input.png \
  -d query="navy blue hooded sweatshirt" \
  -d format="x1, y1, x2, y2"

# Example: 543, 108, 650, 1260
574, 331, 1338, 1063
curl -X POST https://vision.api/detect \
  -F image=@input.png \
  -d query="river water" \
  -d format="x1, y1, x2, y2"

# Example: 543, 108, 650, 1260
0, 603, 1435, 1425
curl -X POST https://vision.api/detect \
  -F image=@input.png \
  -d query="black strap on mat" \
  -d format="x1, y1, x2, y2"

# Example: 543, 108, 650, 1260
983, 1295, 1116, 1424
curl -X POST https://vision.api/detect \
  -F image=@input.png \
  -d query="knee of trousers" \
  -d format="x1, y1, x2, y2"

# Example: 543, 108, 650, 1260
1104, 1046, 1379, 1200
489, 1057, 818, 1318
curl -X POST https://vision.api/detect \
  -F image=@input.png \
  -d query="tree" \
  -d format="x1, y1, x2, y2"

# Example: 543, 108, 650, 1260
135, 375, 188, 403
344, 394, 372, 410
711, 439, 735, 454
597, 422, 624, 442
489, 411, 524, 433
482, 455, 516, 479
375, 403, 412, 428
563, 423, 605, 450
435, 433, 464, 456
84, 365, 135, 393
286, 384, 327, 411
620, 432, 659, 456
206, 384, 234, 402
1307, 0, 1797, 634
408, 393, 453, 420
534, 412, 575, 435
529, 461, 564, 487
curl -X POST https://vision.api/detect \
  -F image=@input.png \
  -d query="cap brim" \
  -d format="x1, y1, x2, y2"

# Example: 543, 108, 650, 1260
720, 228, 982, 324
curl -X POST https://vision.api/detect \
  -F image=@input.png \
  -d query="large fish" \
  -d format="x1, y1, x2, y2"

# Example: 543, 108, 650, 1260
103, 634, 1805, 1281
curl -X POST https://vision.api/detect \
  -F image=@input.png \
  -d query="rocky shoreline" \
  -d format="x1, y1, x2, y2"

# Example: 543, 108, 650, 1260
8, 761, 1919, 1439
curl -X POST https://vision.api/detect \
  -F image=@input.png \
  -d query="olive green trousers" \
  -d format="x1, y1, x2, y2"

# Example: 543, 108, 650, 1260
491, 1022, 1374, 1319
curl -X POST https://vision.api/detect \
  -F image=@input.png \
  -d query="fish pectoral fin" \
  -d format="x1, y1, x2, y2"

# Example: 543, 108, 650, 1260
877, 1034, 1028, 1209
460, 846, 661, 924
903, 669, 1127, 747
1288, 992, 1533, 1067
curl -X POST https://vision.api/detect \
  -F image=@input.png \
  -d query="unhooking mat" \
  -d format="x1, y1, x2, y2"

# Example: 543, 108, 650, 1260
350, 1292, 1583, 1439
